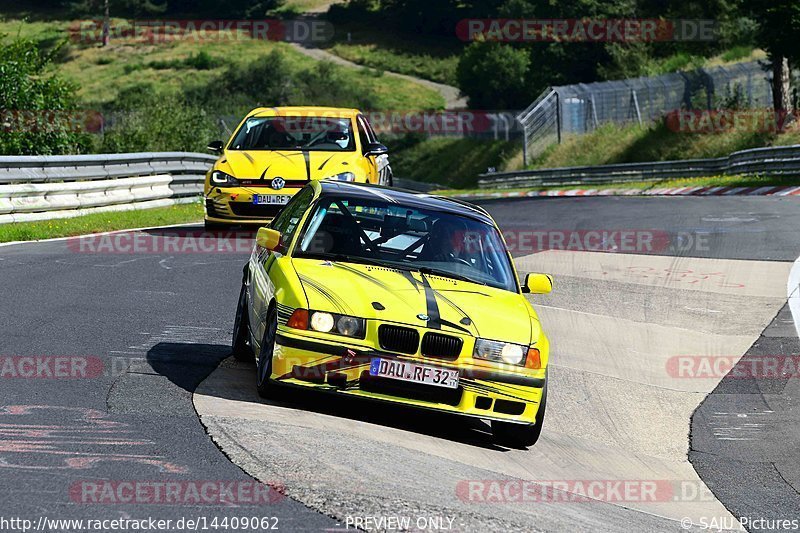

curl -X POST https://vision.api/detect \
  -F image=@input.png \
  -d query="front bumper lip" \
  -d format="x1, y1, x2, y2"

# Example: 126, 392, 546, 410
275, 333, 545, 388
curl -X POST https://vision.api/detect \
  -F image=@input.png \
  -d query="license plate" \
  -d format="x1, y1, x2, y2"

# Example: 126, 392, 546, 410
253, 195, 289, 205
369, 358, 459, 389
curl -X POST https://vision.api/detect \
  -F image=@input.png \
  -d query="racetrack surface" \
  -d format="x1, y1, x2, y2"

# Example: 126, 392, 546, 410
1, 196, 799, 531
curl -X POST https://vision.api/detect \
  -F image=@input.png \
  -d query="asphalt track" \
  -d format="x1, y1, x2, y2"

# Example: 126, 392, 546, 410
1, 196, 799, 532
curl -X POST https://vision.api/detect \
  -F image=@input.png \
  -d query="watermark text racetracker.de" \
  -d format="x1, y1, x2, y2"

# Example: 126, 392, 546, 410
457, 18, 716, 42
68, 229, 254, 254
0, 355, 166, 380
666, 109, 800, 134
70, 19, 333, 44
70, 480, 284, 505
667, 355, 800, 379
456, 479, 717, 503
458, 229, 711, 254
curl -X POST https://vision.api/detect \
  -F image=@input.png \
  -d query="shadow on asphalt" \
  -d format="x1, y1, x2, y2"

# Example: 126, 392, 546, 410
146, 342, 512, 452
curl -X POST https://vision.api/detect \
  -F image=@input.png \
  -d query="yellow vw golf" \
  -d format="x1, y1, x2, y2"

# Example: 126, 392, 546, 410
204, 106, 392, 229
231, 181, 553, 447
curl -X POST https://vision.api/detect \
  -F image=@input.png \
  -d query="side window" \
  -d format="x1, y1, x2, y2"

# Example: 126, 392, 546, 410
361, 115, 379, 143
356, 116, 372, 153
270, 187, 314, 253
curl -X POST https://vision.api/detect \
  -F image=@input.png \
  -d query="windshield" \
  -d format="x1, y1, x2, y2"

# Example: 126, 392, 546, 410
228, 116, 356, 152
294, 196, 518, 292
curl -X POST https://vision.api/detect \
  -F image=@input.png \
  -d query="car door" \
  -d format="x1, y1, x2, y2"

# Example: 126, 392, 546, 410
356, 115, 391, 184
248, 187, 314, 350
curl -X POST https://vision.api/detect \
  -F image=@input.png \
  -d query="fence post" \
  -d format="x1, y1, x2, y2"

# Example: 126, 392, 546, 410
555, 91, 562, 144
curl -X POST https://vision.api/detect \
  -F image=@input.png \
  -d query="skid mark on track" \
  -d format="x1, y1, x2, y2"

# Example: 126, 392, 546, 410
0, 406, 186, 473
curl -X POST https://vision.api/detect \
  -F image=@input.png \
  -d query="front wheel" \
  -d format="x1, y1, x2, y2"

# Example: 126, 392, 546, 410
379, 171, 394, 187
256, 307, 279, 398
492, 382, 547, 448
231, 281, 252, 362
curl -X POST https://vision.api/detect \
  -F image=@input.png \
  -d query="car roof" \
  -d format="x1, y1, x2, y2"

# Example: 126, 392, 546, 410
313, 181, 494, 225
248, 106, 361, 118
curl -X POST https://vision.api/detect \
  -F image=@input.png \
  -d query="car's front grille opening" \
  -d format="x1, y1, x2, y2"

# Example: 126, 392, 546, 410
229, 202, 285, 218
205, 199, 225, 218
378, 325, 419, 354
493, 399, 527, 416
475, 396, 493, 410
421, 332, 463, 360
359, 371, 463, 406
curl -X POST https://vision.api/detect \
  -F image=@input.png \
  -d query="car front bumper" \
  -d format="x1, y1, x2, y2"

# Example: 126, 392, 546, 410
270, 328, 546, 425
204, 187, 302, 225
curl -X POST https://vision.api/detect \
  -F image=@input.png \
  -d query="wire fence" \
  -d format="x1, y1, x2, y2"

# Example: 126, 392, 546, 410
518, 61, 773, 165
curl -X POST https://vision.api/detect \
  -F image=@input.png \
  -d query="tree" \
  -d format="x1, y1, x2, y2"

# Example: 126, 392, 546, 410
456, 41, 530, 109
749, 0, 800, 112
0, 36, 92, 155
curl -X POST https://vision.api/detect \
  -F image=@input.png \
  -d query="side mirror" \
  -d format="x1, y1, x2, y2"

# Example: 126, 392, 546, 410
522, 273, 553, 294
256, 227, 281, 251
364, 142, 389, 156
207, 140, 224, 154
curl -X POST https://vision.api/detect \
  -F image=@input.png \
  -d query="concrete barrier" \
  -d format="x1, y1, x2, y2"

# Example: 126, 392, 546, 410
0, 152, 214, 225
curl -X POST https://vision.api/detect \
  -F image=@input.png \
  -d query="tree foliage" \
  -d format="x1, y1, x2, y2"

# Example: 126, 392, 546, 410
0, 36, 92, 155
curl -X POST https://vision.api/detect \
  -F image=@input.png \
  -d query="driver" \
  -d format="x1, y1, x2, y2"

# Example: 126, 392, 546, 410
419, 218, 471, 263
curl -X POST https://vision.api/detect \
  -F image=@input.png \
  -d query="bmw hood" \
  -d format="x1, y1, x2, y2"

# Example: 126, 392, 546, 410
291, 259, 535, 346
219, 150, 365, 181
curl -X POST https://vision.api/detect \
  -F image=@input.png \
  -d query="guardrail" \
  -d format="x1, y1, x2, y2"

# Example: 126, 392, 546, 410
478, 144, 800, 189
0, 152, 216, 224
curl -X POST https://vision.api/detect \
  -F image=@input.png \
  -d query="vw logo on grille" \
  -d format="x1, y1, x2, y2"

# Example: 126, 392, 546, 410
417, 314, 430, 321
271, 177, 285, 190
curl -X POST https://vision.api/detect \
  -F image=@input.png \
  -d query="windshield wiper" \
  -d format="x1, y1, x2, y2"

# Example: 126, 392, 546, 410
417, 266, 487, 286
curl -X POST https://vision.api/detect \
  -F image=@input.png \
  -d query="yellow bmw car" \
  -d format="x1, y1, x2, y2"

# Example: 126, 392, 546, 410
204, 106, 392, 229
231, 181, 553, 447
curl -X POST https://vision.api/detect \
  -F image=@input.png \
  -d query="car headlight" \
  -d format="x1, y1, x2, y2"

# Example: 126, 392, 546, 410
309, 310, 365, 338
325, 172, 356, 182
210, 170, 240, 187
473, 338, 528, 366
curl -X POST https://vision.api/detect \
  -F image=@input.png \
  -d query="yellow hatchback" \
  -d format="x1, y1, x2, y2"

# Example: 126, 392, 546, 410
204, 106, 392, 229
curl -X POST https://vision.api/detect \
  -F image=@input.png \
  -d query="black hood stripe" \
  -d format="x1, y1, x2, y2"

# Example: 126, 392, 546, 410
318, 155, 334, 171
302, 150, 312, 181
432, 290, 478, 336
419, 274, 441, 330
400, 271, 421, 293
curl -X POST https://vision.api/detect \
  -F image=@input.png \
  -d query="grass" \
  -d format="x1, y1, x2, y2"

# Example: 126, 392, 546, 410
323, 25, 461, 86
530, 121, 800, 170
0, 18, 445, 111
283, 0, 344, 13
0, 202, 202, 243
434, 173, 800, 197
389, 137, 521, 188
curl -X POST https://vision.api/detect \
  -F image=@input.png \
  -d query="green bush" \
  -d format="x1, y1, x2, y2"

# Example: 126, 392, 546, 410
99, 85, 220, 153
456, 42, 530, 110
0, 35, 92, 155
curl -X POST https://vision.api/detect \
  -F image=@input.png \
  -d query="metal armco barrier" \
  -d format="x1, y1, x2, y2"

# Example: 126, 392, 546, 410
479, 144, 800, 189
0, 152, 216, 224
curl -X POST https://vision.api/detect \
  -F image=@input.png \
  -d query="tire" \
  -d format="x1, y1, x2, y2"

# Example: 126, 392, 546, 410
379, 171, 394, 187
256, 307, 279, 399
491, 382, 547, 448
231, 282, 252, 362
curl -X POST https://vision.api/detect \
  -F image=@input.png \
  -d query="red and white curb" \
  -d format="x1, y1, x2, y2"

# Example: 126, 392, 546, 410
452, 185, 800, 200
